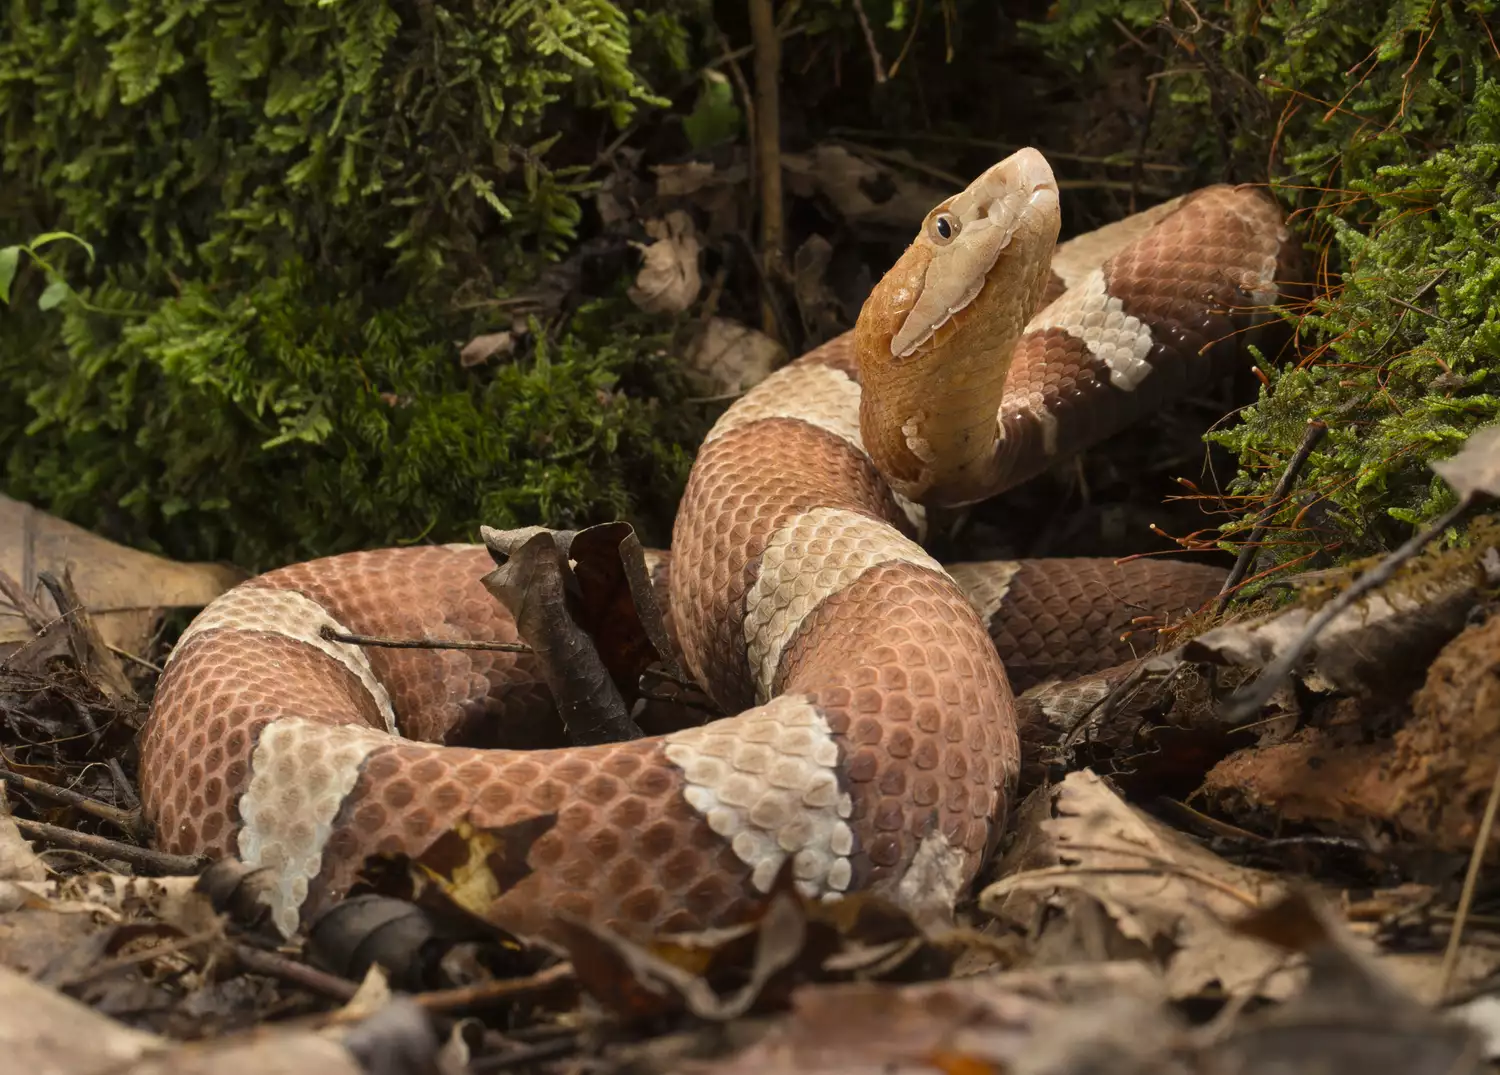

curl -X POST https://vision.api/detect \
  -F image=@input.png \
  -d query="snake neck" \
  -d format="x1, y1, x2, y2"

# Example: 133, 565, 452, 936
852, 148, 1061, 508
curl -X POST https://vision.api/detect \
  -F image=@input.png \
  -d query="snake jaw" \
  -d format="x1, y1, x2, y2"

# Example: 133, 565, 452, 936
888, 148, 1059, 360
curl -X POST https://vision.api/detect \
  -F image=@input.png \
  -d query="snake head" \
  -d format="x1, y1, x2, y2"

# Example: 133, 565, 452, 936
862, 147, 1060, 362
853, 148, 1062, 504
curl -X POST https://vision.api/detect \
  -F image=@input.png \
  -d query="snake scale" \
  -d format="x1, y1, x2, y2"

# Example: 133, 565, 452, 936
139, 149, 1297, 940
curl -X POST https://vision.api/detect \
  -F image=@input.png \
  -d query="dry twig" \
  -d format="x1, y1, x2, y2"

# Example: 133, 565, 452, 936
232, 943, 360, 1002
0, 763, 144, 838
13, 816, 204, 875
319, 626, 530, 654
1221, 493, 1478, 722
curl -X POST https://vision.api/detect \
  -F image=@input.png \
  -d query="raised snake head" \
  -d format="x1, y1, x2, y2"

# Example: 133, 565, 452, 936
853, 147, 1061, 507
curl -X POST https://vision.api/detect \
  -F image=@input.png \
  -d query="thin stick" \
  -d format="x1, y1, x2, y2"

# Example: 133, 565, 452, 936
233, 943, 360, 1002
1439, 758, 1500, 1002
0, 764, 144, 838
1221, 493, 1476, 723
850, 0, 887, 82
319, 626, 530, 654
1215, 419, 1329, 613
13, 817, 204, 875
748, 0, 784, 337
106, 643, 163, 674
412, 961, 576, 1015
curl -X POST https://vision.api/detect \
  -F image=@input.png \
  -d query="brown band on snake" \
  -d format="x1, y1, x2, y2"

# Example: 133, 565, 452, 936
947, 558, 1225, 693
139, 148, 1297, 942
988, 186, 1293, 494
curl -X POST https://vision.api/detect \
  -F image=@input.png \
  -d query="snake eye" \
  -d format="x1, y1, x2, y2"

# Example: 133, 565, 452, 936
930, 212, 959, 244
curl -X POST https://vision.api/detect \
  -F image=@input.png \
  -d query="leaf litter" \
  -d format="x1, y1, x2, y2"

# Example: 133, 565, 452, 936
14, 209, 1500, 1075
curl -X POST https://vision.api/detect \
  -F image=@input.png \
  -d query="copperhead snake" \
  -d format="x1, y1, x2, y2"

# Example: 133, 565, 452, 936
139, 149, 1296, 940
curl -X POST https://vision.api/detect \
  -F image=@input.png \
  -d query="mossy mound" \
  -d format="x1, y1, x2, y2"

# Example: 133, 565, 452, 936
0, 0, 704, 570
1026, 0, 1500, 575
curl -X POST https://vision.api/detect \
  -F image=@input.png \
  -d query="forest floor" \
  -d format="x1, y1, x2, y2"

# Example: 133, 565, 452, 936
5, 418, 1500, 1075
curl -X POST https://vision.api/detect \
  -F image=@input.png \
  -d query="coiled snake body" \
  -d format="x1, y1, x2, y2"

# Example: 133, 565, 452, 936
140, 150, 1296, 939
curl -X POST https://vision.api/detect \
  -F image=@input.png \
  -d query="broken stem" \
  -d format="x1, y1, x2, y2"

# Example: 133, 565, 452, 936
13, 816, 205, 875
319, 626, 530, 654
1221, 492, 1477, 723
1214, 418, 1328, 614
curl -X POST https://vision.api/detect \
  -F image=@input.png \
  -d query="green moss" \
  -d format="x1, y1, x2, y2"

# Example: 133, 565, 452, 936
1021, 0, 1500, 579
5, 266, 701, 569
0, 0, 707, 570
1210, 89, 1500, 567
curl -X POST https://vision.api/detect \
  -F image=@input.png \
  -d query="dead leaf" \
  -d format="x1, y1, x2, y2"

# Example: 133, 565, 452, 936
654, 161, 720, 197
0, 963, 163, 1074
628, 210, 701, 314
0, 794, 45, 882
334, 963, 396, 1023
555, 873, 814, 1023
308, 848, 538, 992
0, 494, 245, 660
567, 521, 686, 690
307, 895, 466, 991
3, 872, 221, 935
674, 962, 1176, 1075
980, 770, 1296, 1001
791, 235, 843, 342
596, 173, 634, 226
1432, 423, 1500, 499
685, 317, 786, 397
554, 862, 956, 1025
1211, 891, 1487, 1074
480, 528, 642, 745
781, 145, 952, 231
458, 331, 516, 367
35, 568, 139, 710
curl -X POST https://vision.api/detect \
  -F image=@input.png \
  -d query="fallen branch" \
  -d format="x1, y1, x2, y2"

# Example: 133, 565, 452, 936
0, 762, 145, 839
233, 943, 360, 1002
1220, 494, 1476, 723
13, 816, 204, 875
411, 961, 576, 1015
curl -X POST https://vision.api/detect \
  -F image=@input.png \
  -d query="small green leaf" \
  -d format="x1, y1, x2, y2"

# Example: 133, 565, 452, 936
0, 247, 20, 305
682, 72, 741, 151
27, 231, 95, 266
37, 279, 72, 311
